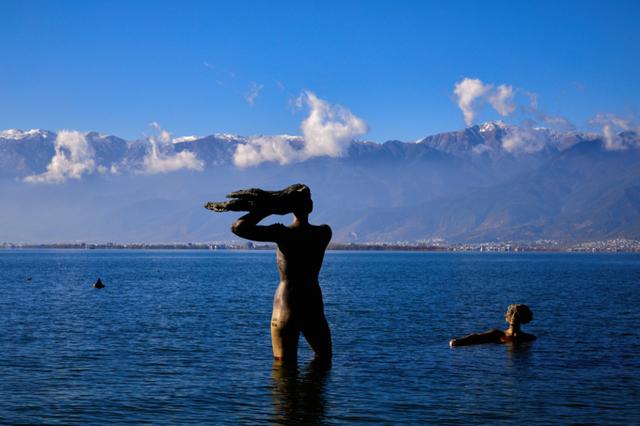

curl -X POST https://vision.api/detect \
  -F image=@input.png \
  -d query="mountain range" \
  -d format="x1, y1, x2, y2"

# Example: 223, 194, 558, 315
1, 122, 639, 243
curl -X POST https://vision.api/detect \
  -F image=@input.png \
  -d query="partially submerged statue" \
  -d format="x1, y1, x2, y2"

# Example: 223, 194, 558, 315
205, 184, 332, 364
449, 304, 536, 347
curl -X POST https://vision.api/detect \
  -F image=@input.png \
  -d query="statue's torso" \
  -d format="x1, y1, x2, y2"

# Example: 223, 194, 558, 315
271, 224, 331, 323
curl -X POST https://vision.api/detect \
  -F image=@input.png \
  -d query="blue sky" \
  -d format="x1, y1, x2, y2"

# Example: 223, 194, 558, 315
1, 0, 639, 142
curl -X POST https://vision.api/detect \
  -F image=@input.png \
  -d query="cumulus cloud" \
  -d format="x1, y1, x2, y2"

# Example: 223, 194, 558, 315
454, 78, 581, 155
233, 135, 302, 168
25, 130, 96, 183
453, 78, 516, 125
454, 78, 573, 133
453, 78, 491, 125
488, 84, 516, 117
245, 82, 263, 107
297, 91, 368, 157
233, 91, 368, 167
589, 113, 637, 150
141, 122, 204, 174
150, 122, 172, 143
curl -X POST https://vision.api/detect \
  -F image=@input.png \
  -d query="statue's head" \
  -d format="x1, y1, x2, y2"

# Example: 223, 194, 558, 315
289, 183, 313, 217
504, 304, 533, 325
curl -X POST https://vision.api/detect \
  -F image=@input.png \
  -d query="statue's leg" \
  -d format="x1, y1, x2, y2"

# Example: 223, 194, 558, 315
271, 317, 300, 364
301, 316, 332, 362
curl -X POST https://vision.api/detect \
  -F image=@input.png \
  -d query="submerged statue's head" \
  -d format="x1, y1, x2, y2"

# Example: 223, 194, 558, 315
505, 304, 533, 325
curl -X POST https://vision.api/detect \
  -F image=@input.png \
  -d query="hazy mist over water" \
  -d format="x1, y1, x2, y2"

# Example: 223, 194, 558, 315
1, 250, 639, 424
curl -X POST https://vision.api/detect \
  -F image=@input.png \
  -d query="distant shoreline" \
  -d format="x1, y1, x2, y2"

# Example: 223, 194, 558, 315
2, 240, 640, 253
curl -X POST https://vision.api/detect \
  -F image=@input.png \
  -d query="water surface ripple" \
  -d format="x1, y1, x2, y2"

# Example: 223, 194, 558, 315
1, 250, 639, 424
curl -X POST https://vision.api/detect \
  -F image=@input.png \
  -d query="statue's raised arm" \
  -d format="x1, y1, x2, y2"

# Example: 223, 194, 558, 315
204, 183, 311, 214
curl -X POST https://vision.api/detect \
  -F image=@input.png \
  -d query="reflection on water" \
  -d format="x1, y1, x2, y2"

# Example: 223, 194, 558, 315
271, 360, 330, 425
505, 341, 533, 362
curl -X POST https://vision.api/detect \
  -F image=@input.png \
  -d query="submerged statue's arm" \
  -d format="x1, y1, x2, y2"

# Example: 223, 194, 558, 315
449, 329, 503, 347
231, 210, 285, 243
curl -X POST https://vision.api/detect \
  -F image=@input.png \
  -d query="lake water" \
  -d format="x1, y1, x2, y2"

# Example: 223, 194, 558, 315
0, 250, 639, 424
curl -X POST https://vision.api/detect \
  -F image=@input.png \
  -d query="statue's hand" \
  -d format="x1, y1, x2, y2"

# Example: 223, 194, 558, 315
226, 188, 268, 200
204, 199, 256, 212
224, 187, 288, 215
207, 184, 308, 214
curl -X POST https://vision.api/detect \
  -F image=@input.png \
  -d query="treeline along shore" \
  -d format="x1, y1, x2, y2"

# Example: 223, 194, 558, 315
2, 239, 640, 253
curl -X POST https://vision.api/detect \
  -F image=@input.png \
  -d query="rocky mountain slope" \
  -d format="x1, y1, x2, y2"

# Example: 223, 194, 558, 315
1, 123, 638, 243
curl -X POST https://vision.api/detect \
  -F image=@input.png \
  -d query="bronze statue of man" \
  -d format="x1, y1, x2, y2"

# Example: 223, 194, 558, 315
205, 184, 332, 364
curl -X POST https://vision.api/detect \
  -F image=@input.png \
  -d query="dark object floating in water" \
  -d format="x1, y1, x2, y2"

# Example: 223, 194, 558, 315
26, 277, 32, 281
93, 278, 105, 289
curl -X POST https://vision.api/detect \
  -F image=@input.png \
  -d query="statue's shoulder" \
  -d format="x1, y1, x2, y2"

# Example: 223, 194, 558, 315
320, 224, 332, 243
319, 224, 332, 235
308, 223, 332, 241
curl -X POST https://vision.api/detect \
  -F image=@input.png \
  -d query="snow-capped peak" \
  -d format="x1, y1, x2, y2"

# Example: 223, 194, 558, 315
249, 134, 302, 142
85, 131, 115, 140
211, 133, 303, 143
479, 120, 509, 133
214, 133, 244, 142
172, 135, 200, 144
0, 129, 53, 140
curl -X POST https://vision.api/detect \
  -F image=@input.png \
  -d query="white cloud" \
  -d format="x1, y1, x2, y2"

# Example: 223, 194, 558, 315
172, 135, 199, 143
24, 130, 96, 184
541, 114, 574, 130
297, 91, 368, 157
245, 82, 263, 107
502, 127, 547, 154
233, 135, 302, 168
233, 91, 368, 167
141, 123, 204, 174
524, 91, 575, 132
454, 78, 517, 125
589, 113, 636, 150
453, 78, 492, 125
488, 84, 516, 117
525, 91, 539, 110
454, 78, 577, 137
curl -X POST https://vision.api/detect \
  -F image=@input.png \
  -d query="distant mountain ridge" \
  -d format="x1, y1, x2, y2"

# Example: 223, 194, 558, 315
1, 123, 639, 243
0, 122, 614, 176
